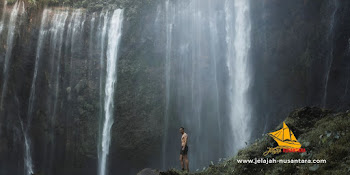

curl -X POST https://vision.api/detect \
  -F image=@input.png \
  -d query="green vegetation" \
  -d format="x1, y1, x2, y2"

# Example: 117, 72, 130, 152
160, 107, 350, 175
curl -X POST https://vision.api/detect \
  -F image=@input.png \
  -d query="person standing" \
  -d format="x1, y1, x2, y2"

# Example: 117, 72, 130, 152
179, 127, 189, 172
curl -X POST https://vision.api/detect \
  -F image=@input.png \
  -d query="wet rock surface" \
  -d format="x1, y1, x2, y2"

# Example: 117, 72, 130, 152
160, 107, 350, 175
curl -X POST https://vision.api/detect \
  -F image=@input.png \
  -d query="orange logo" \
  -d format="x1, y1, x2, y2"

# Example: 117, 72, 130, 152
263, 122, 305, 156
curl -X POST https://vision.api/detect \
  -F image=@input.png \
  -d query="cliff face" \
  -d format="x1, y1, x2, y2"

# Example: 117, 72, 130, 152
0, 1, 165, 175
249, 0, 350, 139
111, 1, 165, 173
1, 0, 350, 175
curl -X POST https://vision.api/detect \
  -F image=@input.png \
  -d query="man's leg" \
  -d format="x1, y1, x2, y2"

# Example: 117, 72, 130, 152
184, 155, 189, 172
179, 155, 184, 170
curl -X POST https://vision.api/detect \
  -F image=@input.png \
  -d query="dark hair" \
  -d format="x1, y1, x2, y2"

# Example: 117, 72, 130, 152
180, 127, 185, 130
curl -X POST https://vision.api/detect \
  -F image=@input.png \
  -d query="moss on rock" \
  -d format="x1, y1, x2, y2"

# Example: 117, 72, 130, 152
159, 107, 350, 175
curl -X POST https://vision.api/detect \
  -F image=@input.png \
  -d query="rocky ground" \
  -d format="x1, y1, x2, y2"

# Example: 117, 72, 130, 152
140, 107, 350, 175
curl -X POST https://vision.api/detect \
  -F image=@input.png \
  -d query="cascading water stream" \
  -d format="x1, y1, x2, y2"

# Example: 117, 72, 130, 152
24, 8, 49, 175
225, 0, 251, 153
322, 0, 339, 107
162, 0, 174, 169
88, 13, 96, 80
27, 9, 48, 128
22, 122, 34, 175
47, 10, 70, 129
68, 9, 84, 99
51, 11, 69, 126
44, 9, 69, 174
19, 7, 124, 174
0, 1, 23, 110
0, 0, 7, 34
98, 12, 109, 156
162, 0, 243, 170
207, 0, 223, 156
98, 9, 123, 175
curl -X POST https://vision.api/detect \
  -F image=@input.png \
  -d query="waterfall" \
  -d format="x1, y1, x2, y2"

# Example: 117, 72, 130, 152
22, 121, 34, 175
98, 9, 123, 175
14, 7, 124, 174
0, 0, 7, 35
225, 0, 251, 153
98, 13, 109, 159
23, 8, 49, 175
207, 0, 223, 157
47, 9, 70, 128
67, 9, 84, 100
154, 4, 161, 24
50, 10, 69, 125
88, 13, 96, 80
322, 0, 339, 107
28, 9, 48, 126
162, 0, 229, 169
162, 0, 174, 169
0, 1, 22, 110
44, 9, 69, 174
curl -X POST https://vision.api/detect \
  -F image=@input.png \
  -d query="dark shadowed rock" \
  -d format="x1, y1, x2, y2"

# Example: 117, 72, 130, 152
137, 168, 159, 175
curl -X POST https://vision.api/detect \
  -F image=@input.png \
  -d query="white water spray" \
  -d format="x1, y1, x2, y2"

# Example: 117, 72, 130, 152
225, 0, 252, 153
51, 10, 68, 122
98, 9, 123, 175
0, 0, 7, 34
24, 9, 49, 175
322, 0, 338, 107
162, 0, 174, 169
1, 1, 20, 110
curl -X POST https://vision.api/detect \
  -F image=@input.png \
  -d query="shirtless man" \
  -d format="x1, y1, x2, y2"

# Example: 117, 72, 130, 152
179, 127, 189, 172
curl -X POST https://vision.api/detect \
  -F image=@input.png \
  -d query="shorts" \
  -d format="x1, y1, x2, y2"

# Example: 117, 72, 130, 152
180, 145, 188, 155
